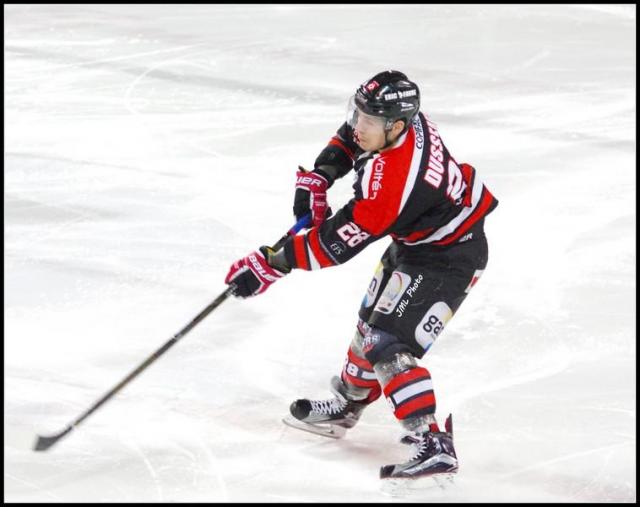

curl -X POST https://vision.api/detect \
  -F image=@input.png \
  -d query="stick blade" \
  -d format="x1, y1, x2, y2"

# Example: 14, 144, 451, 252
33, 427, 72, 452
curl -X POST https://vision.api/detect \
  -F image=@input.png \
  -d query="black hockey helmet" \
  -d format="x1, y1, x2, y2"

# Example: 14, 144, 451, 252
347, 70, 420, 132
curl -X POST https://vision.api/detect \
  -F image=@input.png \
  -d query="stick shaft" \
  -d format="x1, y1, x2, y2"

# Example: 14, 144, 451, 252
73, 286, 235, 431
33, 213, 311, 451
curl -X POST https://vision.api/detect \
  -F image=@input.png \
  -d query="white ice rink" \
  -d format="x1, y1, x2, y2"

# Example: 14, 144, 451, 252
4, 4, 636, 502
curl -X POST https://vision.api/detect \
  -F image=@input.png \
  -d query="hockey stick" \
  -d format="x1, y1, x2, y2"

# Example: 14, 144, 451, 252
33, 213, 312, 452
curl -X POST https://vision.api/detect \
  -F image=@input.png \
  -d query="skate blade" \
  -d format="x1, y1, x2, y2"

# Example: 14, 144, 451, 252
380, 473, 456, 498
282, 415, 347, 439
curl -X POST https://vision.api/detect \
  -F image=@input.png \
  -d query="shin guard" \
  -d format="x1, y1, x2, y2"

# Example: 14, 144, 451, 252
374, 352, 440, 433
339, 320, 382, 403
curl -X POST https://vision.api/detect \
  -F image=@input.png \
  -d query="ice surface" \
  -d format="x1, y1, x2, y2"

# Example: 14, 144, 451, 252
4, 4, 635, 502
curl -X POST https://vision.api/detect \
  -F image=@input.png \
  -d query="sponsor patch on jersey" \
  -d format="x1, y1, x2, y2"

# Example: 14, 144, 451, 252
374, 271, 412, 315
362, 262, 384, 308
415, 301, 453, 352
359, 155, 385, 201
458, 232, 473, 243
329, 241, 346, 256
369, 157, 385, 199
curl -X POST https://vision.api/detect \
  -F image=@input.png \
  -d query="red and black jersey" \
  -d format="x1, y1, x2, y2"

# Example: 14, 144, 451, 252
283, 112, 498, 271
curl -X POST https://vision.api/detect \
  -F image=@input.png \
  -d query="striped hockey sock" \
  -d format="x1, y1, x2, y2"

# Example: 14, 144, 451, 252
341, 346, 382, 403
382, 366, 440, 431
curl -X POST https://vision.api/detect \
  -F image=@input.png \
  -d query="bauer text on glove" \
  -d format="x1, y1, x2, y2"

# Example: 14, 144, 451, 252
293, 167, 332, 227
224, 247, 288, 298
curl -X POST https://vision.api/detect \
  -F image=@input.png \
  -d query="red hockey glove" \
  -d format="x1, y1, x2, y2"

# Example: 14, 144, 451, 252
225, 247, 287, 298
293, 167, 331, 227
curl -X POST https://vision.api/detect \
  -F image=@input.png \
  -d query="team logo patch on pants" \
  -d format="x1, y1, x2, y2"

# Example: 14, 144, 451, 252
374, 271, 412, 314
362, 262, 385, 308
414, 302, 453, 353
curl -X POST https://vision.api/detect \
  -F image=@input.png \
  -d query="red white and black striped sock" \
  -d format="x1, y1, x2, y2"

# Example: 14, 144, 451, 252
382, 366, 440, 432
341, 346, 382, 403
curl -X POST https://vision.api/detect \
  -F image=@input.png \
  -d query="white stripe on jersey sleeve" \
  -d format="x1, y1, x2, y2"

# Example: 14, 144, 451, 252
304, 231, 321, 270
360, 156, 375, 199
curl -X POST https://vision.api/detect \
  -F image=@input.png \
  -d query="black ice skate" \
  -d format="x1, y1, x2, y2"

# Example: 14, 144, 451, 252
380, 414, 458, 480
282, 376, 369, 439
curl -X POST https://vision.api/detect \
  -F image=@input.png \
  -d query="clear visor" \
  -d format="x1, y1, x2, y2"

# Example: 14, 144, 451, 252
346, 94, 389, 131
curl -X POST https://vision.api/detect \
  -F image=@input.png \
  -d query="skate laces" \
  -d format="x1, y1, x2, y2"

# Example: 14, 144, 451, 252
409, 432, 441, 461
310, 397, 347, 416
409, 434, 428, 461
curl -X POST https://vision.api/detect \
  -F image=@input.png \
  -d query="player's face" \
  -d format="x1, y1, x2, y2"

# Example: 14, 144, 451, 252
353, 111, 388, 152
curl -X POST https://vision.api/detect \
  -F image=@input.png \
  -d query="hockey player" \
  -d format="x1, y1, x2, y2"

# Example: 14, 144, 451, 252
224, 70, 498, 480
